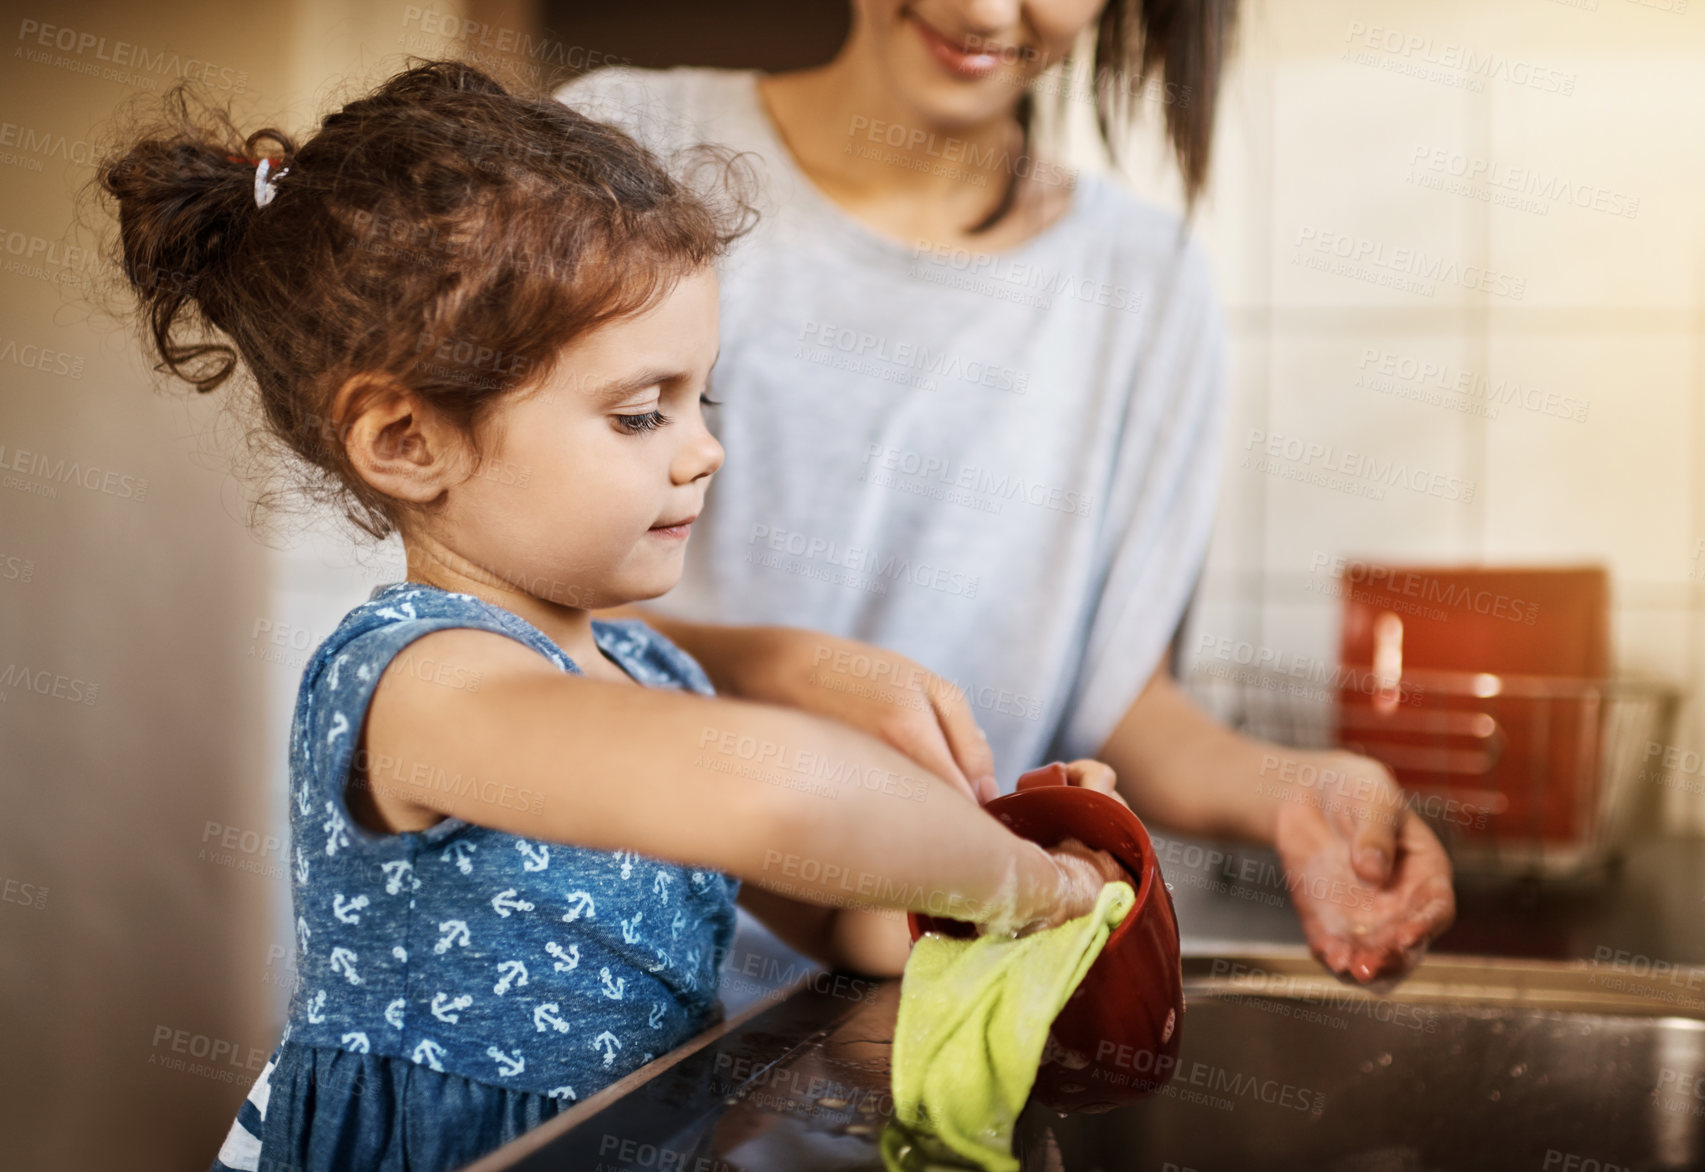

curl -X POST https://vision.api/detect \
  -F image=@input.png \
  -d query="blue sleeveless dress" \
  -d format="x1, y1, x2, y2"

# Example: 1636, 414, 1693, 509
209, 582, 739, 1172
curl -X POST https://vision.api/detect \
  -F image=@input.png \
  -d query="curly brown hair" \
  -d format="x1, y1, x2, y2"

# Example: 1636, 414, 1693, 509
97, 58, 752, 539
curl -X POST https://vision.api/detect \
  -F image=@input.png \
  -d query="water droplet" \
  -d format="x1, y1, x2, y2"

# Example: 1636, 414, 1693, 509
1489, 1089, 1501, 1101
1377, 1053, 1393, 1067
1510, 1063, 1527, 1078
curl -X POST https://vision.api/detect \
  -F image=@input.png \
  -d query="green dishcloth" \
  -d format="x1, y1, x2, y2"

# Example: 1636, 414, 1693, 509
883, 881, 1135, 1172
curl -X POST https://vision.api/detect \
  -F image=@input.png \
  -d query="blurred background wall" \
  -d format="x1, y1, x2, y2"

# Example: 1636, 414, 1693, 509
1, 0, 1700, 1168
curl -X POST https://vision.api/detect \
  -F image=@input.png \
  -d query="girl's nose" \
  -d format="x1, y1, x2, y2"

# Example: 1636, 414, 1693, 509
675, 424, 724, 485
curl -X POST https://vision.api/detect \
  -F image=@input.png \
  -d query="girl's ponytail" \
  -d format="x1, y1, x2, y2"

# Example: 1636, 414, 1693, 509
98, 90, 296, 393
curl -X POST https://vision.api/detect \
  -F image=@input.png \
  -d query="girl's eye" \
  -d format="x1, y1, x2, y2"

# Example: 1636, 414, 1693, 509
700, 393, 722, 408
614, 410, 668, 434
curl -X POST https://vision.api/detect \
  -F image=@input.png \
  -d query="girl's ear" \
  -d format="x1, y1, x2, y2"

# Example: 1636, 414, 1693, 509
335, 375, 466, 505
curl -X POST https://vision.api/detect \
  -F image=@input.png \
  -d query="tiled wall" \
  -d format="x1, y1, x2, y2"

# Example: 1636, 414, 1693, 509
1071, 0, 1705, 829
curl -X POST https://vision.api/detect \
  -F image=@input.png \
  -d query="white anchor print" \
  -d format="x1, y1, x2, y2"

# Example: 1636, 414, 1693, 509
653, 872, 672, 900
671, 910, 686, 940
493, 960, 529, 995
689, 870, 712, 893
682, 948, 701, 992
648, 1003, 666, 1029
380, 860, 418, 895
305, 990, 327, 1024
294, 781, 312, 817
434, 920, 471, 955
326, 710, 349, 745
294, 847, 309, 886
384, 999, 406, 1029
321, 801, 350, 857
490, 889, 535, 918
561, 892, 596, 923
597, 967, 626, 1001
392, 946, 407, 963
545, 942, 579, 973
296, 916, 311, 955
441, 841, 477, 875
515, 841, 550, 871
431, 992, 473, 1023
374, 602, 418, 622
546, 1087, 576, 1102
341, 1032, 370, 1053
620, 911, 643, 944
533, 1003, 570, 1034
333, 894, 370, 924
615, 851, 639, 880
648, 949, 669, 974
412, 1039, 446, 1072
592, 1030, 621, 1068
328, 947, 362, 985
486, 1046, 525, 1078
327, 653, 348, 690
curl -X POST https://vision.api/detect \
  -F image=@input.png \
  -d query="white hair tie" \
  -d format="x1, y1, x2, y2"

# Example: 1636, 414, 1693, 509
254, 157, 289, 208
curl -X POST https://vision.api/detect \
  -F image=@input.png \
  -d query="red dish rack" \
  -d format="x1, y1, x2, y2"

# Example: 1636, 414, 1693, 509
1189, 565, 1679, 879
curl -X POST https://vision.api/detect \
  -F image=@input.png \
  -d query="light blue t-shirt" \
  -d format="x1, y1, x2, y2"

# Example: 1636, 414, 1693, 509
280, 581, 739, 1099
556, 67, 1230, 786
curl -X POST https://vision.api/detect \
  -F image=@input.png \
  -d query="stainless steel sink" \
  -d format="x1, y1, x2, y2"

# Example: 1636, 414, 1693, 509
1065, 949, 1705, 1171
469, 949, 1705, 1172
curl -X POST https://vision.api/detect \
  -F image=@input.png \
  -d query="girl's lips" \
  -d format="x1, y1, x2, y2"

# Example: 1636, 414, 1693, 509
648, 517, 696, 539
906, 11, 1008, 80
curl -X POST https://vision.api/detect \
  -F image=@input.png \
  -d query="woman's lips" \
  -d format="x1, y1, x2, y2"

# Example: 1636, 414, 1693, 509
906, 11, 1008, 80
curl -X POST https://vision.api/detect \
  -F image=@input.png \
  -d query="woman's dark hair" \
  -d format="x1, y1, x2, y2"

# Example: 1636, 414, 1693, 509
96, 59, 752, 539
975, 0, 1239, 231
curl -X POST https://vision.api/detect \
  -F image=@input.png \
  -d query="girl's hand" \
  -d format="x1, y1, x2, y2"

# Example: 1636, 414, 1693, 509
984, 836, 1129, 937
716, 626, 999, 804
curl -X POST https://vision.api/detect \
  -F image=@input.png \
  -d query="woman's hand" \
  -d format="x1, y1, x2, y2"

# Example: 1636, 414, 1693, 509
1036, 759, 1133, 811
1270, 750, 1456, 984
713, 625, 1000, 804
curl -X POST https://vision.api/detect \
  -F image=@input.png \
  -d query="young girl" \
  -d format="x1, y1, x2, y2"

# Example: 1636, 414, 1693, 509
98, 60, 1123, 1172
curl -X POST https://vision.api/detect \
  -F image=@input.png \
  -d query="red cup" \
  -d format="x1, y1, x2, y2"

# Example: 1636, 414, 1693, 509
907, 762, 1185, 1112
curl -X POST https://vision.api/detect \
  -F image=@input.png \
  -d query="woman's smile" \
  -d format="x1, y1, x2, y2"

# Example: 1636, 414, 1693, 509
903, 7, 1014, 80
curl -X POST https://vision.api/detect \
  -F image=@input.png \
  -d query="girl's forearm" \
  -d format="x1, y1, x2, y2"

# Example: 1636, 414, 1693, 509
367, 632, 1062, 928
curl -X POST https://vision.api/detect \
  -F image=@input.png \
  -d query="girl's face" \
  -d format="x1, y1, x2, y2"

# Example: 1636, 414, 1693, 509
849, 0, 1105, 129
428, 266, 725, 610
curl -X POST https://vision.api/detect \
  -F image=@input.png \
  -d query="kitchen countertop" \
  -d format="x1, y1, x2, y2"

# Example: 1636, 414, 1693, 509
468, 835, 1705, 1171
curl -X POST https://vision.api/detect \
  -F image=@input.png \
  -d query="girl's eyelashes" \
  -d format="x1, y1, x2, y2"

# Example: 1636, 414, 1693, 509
612, 390, 717, 434
614, 410, 668, 434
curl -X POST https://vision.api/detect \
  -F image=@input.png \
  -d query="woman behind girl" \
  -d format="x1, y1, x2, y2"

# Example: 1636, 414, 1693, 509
98, 60, 1123, 1172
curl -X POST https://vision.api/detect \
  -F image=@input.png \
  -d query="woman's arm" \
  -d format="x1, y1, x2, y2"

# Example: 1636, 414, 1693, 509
1095, 650, 1456, 983
359, 626, 1112, 934
734, 888, 912, 978
594, 604, 999, 803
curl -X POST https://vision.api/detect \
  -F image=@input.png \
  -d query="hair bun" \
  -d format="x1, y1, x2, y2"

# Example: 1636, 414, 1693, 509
98, 88, 295, 392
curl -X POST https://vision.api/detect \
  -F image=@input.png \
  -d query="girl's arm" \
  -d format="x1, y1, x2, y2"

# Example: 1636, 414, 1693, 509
359, 626, 1113, 935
